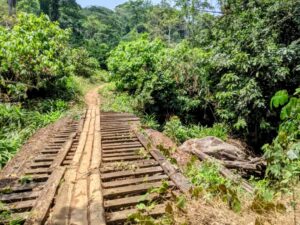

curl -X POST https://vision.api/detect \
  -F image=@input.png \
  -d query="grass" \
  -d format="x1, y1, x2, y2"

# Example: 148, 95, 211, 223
0, 100, 69, 168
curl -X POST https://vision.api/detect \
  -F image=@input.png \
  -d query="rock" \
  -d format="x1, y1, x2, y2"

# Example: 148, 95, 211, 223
178, 136, 247, 161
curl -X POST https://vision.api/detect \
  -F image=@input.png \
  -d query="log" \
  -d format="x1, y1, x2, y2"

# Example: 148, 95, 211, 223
135, 132, 192, 194
222, 160, 258, 171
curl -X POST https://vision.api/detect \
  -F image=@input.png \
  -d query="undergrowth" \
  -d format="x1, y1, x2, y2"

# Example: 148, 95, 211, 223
163, 116, 228, 144
99, 82, 137, 114
185, 158, 242, 212
0, 100, 68, 168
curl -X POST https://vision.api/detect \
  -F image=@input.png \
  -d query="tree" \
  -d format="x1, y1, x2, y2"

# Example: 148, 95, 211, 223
17, 0, 40, 15
50, 0, 59, 21
8, 0, 17, 15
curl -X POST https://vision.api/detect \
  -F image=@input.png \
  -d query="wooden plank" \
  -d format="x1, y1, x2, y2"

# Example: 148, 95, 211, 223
101, 131, 131, 135
0, 182, 44, 193
8, 199, 36, 213
150, 150, 192, 194
102, 142, 141, 147
101, 135, 135, 140
24, 167, 66, 225
89, 109, 106, 225
101, 166, 163, 181
102, 144, 142, 150
102, 174, 169, 188
102, 138, 139, 144
0, 191, 41, 203
106, 204, 166, 224
136, 132, 192, 194
48, 111, 91, 225
50, 133, 76, 168
46, 168, 75, 225
102, 148, 142, 154
104, 193, 160, 209
30, 162, 52, 169
103, 181, 173, 198
69, 108, 95, 225
101, 160, 159, 173
102, 155, 147, 163
26, 168, 52, 175
103, 152, 137, 158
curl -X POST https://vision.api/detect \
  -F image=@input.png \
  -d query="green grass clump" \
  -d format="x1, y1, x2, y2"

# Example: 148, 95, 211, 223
163, 116, 228, 144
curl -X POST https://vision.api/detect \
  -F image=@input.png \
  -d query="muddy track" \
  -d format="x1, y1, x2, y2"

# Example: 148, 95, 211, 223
0, 89, 190, 225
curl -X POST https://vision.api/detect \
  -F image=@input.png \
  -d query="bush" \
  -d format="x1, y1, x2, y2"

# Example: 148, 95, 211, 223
72, 47, 99, 78
108, 36, 164, 94
99, 83, 138, 114
108, 38, 214, 123
163, 116, 228, 144
0, 13, 73, 101
263, 88, 300, 189
185, 159, 241, 212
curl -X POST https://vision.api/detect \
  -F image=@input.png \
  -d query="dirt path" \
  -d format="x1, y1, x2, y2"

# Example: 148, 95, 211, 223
47, 88, 105, 225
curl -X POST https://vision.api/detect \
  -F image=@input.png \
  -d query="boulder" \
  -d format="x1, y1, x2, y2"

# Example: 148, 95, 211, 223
178, 136, 247, 161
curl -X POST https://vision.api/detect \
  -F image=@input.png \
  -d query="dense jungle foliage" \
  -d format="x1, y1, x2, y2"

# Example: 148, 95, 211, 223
0, 0, 299, 191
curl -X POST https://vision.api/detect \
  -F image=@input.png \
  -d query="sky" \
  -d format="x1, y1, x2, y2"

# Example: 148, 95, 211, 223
76, 0, 160, 9
76, 0, 218, 10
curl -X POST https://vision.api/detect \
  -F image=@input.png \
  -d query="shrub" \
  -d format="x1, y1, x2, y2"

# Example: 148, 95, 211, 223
0, 13, 73, 101
263, 88, 300, 188
185, 159, 241, 212
108, 36, 164, 94
72, 47, 99, 78
163, 116, 228, 144
99, 83, 137, 114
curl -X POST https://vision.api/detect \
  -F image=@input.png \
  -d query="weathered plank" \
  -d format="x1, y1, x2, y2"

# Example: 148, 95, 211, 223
102, 174, 169, 188
24, 167, 66, 225
103, 181, 173, 198
101, 166, 163, 181
106, 204, 166, 224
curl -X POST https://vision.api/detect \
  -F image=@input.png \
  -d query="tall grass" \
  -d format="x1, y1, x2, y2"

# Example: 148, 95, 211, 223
0, 100, 68, 168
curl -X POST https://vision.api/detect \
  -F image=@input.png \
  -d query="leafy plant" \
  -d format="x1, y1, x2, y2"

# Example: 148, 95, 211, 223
185, 160, 242, 212
163, 116, 228, 144
263, 88, 300, 188
19, 175, 33, 185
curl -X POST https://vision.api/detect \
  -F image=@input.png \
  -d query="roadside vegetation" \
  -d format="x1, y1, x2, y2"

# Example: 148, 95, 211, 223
0, 11, 98, 168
